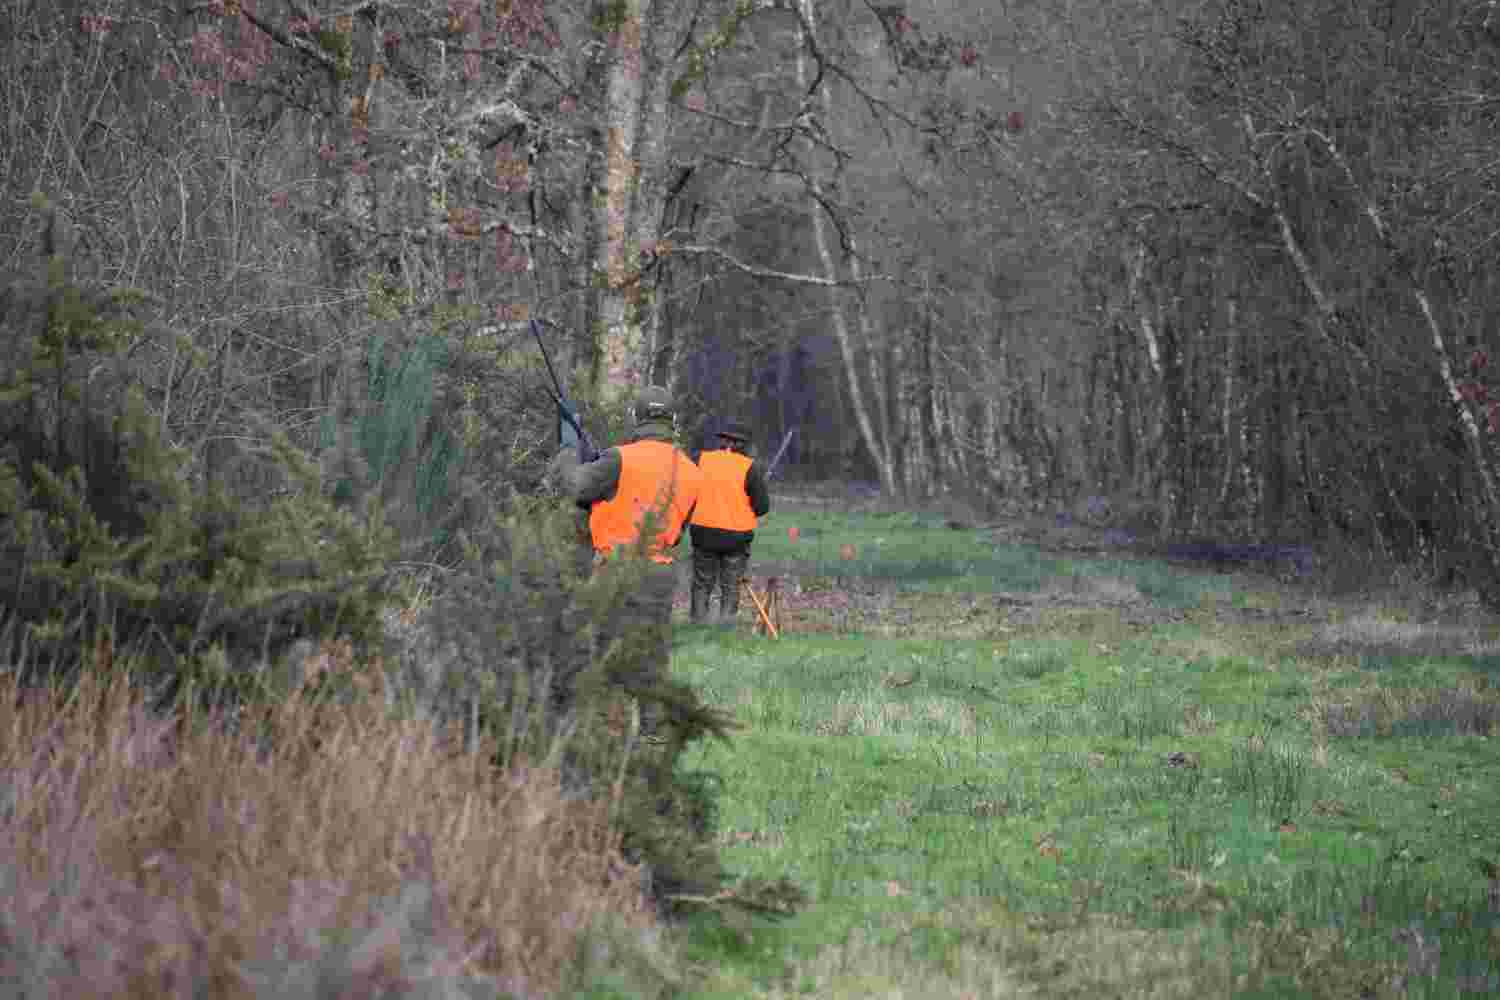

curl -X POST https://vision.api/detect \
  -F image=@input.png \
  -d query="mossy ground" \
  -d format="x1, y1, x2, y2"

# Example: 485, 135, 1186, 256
668, 503, 1500, 998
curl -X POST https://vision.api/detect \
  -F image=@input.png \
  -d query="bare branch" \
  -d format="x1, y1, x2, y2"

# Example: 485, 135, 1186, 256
239, 4, 335, 70
454, 61, 534, 131
1102, 97, 1266, 209
668, 244, 895, 287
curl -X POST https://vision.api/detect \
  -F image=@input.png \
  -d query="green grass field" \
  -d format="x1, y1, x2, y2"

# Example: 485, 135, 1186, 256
666, 506, 1500, 998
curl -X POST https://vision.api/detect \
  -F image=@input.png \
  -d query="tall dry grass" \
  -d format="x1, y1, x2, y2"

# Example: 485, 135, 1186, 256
0, 660, 666, 998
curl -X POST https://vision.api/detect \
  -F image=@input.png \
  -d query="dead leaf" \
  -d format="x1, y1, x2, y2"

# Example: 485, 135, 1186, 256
1036, 833, 1061, 861
886, 880, 905, 897
1087, 752, 1108, 769
1279, 821, 1297, 834
883, 672, 916, 688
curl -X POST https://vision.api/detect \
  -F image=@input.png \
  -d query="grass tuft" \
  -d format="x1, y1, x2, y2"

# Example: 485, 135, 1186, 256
1322, 685, 1500, 740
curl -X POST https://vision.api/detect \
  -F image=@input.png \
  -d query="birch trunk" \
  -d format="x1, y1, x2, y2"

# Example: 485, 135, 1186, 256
632, 12, 677, 386
1301, 126, 1500, 548
593, 0, 652, 406
793, 0, 896, 495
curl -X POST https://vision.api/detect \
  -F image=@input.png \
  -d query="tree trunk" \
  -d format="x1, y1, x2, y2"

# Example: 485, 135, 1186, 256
593, 0, 653, 405
1302, 126, 1500, 566
633, 9, 678, 388
793, 0, 896, 496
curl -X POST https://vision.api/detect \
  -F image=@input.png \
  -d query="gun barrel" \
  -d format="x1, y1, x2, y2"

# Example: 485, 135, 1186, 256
766, 427, 796, 479
531, 318, 597, 460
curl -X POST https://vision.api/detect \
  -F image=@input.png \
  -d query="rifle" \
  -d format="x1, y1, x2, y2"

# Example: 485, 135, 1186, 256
765, 427, 796, 480
530, 318, 598, 463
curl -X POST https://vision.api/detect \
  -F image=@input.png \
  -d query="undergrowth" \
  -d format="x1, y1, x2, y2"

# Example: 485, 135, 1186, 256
0, 222, 775, 996
0, 665, 674, 999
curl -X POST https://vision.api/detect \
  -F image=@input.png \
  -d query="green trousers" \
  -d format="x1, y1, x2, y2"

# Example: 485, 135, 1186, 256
690, 546, 750, 622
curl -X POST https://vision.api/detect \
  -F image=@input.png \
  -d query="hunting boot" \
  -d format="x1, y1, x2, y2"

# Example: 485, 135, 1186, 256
690, 548, 716, 622
720, 549, 750, 626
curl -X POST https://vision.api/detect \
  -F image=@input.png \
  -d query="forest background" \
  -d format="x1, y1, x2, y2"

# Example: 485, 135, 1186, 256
6, 2, 1500, 995
8, 0, 1500, 581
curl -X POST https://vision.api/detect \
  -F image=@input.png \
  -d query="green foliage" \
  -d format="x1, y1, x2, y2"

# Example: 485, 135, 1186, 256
315, 28, 353, 80
318, 332, 464, 553
399, 498, 741, 915
359, 334, 460, 513
670, 1, 752, 98
364, 272, 413, 322
0, 243, 395, 691
430, 301, 482, 332
593, 0, 634, 35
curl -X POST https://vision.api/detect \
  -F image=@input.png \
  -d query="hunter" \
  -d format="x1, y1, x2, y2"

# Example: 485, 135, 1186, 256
551, 385, 703, 566
688, 419, 771, 624
549, 386, 703, 734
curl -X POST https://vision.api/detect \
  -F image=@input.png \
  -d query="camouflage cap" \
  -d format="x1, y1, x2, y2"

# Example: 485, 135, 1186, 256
634, 385, 674, 424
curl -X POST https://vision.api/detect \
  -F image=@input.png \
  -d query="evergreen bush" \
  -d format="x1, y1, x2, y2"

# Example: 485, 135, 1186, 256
326, 331, 464, 550
0, 200, 395, 697
384, 496, 739, 914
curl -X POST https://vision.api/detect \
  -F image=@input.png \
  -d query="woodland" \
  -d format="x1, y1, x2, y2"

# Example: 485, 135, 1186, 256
4, 2, 1500, 994
7, 0, 1500, 580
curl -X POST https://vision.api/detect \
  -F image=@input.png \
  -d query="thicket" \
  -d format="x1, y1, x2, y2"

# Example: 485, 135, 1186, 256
398, 501, 743, 910
0, 199, 393, 701
0, 200, 792, 992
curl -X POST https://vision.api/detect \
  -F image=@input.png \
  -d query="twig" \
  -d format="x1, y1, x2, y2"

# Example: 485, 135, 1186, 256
743, 579, 779, 639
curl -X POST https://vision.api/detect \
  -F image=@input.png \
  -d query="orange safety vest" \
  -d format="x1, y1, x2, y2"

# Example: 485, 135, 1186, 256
690, 449, 757, 533
589, 439, 703, 564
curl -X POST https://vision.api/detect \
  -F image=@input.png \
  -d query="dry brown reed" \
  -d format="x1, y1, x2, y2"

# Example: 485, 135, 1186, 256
0, 660, 657, 998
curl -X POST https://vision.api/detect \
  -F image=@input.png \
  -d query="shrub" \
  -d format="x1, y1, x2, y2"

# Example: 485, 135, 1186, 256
0, 204, 394, 698
327, 330, 464, 554
386, 497, 740, 915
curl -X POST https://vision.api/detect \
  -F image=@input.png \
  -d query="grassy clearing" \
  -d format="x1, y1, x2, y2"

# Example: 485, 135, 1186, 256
673, 510, 1500, 998
753, 508, 1231, 608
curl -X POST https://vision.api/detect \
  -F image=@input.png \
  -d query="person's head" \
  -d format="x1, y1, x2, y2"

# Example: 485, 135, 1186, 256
716, 420, 751, 454
632, 385, 676, 430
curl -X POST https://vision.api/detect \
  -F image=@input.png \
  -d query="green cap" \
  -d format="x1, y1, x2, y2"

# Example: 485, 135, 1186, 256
634, 385, 674, 424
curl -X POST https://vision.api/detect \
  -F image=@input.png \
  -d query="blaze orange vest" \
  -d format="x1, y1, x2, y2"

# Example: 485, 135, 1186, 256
690, 450, 757, 533
589, 439, 703, 564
